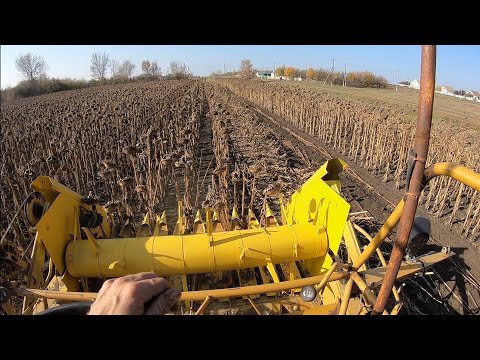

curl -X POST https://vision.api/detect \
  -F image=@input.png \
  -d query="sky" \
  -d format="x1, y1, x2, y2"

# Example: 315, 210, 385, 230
1, 45, 479, 91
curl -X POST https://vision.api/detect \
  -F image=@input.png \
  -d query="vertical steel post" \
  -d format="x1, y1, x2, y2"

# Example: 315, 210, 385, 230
372, 45, 436, 315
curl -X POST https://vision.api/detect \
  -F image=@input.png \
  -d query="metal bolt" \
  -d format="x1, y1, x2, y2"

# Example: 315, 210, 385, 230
300, 286, 317, 302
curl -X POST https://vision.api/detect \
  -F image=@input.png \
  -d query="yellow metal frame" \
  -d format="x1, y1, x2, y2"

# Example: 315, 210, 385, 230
25, 159, 351, 284
16, 160, 478, 315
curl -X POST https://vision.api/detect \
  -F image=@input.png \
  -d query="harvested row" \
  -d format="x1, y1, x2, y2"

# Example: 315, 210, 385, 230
220, 79, 480, 245
203, 83, 312, 227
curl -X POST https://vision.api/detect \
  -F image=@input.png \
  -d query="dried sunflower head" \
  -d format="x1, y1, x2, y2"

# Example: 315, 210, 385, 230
122, 146, 140, 156
135, 185, 148, 194
118, 176, 134, 188
102, 159, 116, 169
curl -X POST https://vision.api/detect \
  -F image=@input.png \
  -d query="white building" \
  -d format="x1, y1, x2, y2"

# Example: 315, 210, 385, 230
466, 90, 480, 101
409, 79, 420, 89
256, 71, 274, 79
440, 85, 455, 96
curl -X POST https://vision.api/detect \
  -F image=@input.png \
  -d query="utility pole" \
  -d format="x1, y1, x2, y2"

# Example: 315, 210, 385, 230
323, 58, 336, 86
343, 63, 347, 87
396, 71, 399, 91
223, 64, 226, 75
332, 58, 335, 85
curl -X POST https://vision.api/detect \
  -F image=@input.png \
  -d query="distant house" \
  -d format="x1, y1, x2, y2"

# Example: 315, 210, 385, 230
466, 90, 480, 101
409, 79, 420, 89
256, 71, 274, 79
293, 77, 303, 81
440, 85, 455, 96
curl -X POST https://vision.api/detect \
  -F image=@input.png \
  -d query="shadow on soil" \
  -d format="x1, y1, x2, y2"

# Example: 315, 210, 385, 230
400, 245, 480, 315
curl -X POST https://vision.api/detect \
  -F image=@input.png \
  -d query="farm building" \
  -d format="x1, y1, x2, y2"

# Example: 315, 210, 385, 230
466, 90, 479, 101
256, 71, 274, 79
409, 79, 420, 89
440, 85, 455, 96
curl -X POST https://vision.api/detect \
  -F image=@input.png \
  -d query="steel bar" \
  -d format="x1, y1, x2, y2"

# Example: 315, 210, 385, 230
10, 271, 350, 303
194, 296, 212, 315
338, 274, 354, 315
353, 224, 400, 302
247, 297, 262, 315
352, 200, 404, 270
314, 262, 339, 292
350, 272, 388, 315
424, 163, 480, 191
373, 45, 436, 314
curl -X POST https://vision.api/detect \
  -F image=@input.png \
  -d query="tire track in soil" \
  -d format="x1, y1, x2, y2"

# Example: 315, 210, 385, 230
219, 86, 480, 314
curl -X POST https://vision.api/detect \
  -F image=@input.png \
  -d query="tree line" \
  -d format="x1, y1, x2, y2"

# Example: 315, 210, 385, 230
2, 52, 193, 101
275, 66, 388, 88
89, 53, 165, 80
211, 59, 388, 89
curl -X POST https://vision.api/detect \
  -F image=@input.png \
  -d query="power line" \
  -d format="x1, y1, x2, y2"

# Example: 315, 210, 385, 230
323, 57, 336, 86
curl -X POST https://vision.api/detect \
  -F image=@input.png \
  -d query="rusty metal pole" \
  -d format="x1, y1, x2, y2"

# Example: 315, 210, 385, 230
372, 45, 436, 315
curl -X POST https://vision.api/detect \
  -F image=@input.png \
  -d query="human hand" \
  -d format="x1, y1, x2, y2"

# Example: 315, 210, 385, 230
88, 272, 181, 315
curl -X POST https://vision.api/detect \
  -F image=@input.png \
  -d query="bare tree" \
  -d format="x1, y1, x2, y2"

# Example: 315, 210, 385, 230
141, 60, 151, 75
90, 53, 110, 80
141, 60, 161, 78
167, 61, 191, 79
110, 59, 119, 77
15, 53, 48, 81
117, 60, 136, 79
150, 61, 161, 77
239, 59, 255, 78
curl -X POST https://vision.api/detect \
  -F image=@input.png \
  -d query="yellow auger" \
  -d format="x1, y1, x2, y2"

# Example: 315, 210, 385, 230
10, 157, 476, 315
26, 158, 350, 286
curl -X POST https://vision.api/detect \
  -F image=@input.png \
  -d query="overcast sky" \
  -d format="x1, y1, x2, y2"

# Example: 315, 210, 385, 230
1, 45, 479, 91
